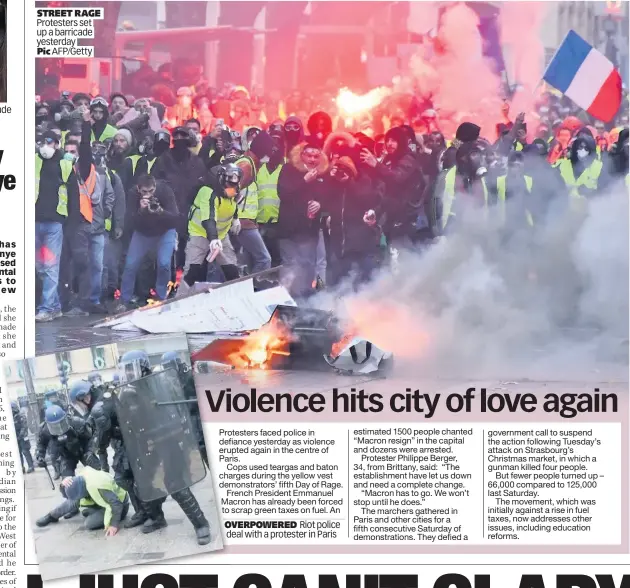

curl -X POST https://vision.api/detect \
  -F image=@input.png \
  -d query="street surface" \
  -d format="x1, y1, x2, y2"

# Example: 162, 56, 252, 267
25, 455, 222, 581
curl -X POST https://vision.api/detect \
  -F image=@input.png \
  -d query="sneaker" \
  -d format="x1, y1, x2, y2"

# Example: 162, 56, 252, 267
26, 467, 34, 474
36, 513, 59, 527
50, 310, 63, 320
110, 302, 128, 315
35, 312, 54, 322
195, 525, 212, 545
84, 303, 108, 315
64, 307, 89, 317
142, 517, 168, 534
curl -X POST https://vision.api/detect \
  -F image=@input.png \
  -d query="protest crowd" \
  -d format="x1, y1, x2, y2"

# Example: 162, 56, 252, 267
34, 58, 630, 321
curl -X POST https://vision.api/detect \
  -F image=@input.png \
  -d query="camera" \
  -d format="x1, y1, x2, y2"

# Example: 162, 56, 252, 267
147, 196, 163, 213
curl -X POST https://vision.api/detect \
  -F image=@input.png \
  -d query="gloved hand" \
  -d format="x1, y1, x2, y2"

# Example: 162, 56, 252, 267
230, 218, 241, 235
209, 239, 223, 252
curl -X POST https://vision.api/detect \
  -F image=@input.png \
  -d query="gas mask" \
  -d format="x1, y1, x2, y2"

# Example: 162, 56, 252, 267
63, 152, 77, 163
39, 145, 55, 159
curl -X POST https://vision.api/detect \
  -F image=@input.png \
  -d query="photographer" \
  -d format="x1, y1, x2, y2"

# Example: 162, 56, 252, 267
183, 163, 242, 287
118, 174, 180, 309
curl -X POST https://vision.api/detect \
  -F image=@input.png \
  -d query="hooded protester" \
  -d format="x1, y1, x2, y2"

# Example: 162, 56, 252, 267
430, 136, 490, 236
90, 97, 118, 144
152, 126, 208, 269
283, 116, 305, 155
231, 131, 273, 275
325, 154, 380, 288
35, 109, 93, 322
277, 138, 330, 299
307, 111, 333, 148
554, 132, 602, 212
256, 123, 285, 266
607, 128, 629, 186
359, 125, 423, 249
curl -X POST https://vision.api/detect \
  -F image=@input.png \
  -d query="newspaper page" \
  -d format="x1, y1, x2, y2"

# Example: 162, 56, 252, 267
0, 0, 629, 587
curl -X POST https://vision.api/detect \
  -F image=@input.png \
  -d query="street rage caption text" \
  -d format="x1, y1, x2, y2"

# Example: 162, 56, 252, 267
25, 573, 630, 588
204, 388, 617, 419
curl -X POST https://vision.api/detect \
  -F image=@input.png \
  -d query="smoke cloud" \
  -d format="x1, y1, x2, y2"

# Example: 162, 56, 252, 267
315, 182, 629, 382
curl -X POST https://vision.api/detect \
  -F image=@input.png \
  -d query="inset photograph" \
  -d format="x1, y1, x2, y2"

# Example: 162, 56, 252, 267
6, 334, 222, 581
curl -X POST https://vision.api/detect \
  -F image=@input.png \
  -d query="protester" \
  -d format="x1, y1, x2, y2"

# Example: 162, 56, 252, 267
33, 75, 629, 312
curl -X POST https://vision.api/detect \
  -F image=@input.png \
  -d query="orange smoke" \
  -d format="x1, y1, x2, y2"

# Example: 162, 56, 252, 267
499, 2, 547, 124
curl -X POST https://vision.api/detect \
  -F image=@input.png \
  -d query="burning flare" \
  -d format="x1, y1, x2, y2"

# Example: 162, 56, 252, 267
335, 87, 391, 118
227, 322, 292, 369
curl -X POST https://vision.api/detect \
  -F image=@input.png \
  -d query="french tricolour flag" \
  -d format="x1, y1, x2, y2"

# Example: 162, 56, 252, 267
543, 29, 622, 123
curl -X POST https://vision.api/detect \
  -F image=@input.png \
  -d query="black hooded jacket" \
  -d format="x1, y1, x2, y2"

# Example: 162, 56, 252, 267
284, 115, 305, 155
372, 126, 422, 229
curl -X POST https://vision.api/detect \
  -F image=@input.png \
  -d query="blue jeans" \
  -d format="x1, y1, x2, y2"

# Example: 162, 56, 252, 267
239, 228, 272, 274
35, 222, 63, 313
120, 229, 176, 303
70, 223, 105, 306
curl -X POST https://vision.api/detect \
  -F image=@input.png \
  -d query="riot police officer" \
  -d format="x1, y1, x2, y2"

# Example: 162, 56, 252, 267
35, 405, 101, 526
11, 401, 34, 473
87, 371, 107, 401
112, 349, 213, 545
68, 380, 109, 472
161, 351, 207, 465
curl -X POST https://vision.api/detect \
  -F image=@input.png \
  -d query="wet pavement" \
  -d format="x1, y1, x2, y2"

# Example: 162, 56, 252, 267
25, 455, 222, 581
35, 316, 144, 356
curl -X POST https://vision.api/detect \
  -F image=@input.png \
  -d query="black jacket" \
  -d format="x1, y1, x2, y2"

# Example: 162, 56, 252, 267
327, 174, 381, 258
373, 150, 422, 229
128, 179, 180, 237
151, 148, 207, 216
277, 143, 330, 240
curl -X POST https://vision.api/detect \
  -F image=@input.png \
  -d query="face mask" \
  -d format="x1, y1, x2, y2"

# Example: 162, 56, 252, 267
63, 152, 76, 162
39, 145, 55, 159
195, 133, 202, 145
36, 115, 48, 124
173, 139, 189, 151
476, 166, 488, 176
224, 186, 237, 198
154, 141, 170, 157
576, 148, 589, 160
260, 156, 270, 163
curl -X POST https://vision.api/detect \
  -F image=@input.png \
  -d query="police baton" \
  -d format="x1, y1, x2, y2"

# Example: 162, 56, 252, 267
43, 464, 55, 491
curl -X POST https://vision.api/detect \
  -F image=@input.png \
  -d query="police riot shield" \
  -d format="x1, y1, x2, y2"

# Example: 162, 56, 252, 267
112, 368, 206, 502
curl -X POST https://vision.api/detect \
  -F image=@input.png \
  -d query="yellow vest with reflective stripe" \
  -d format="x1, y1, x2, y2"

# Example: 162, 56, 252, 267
555, 158, 603, 207
188, 187, 236, 240
441, 167, 488, 230
236, 155, 259, 221
256, 163, 282, 223
496, 174, 534, 226
127, 154, 142, 176
82, 467, 127, 529
104, 169, 117, 232
91, 124, 118, 144
35, 156, 72, 217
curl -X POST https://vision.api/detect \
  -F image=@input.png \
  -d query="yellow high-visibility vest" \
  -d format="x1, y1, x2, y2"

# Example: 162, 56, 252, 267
91, 124, 118, 144
188, 186, 236, 240
82, 467, 127, 529
555, 158, 603, 210
35, 156, 72, 217
496, 174, 534, 227
256, 163, 282, 223
441, 167, 488, 230
236, 155, 259, 221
